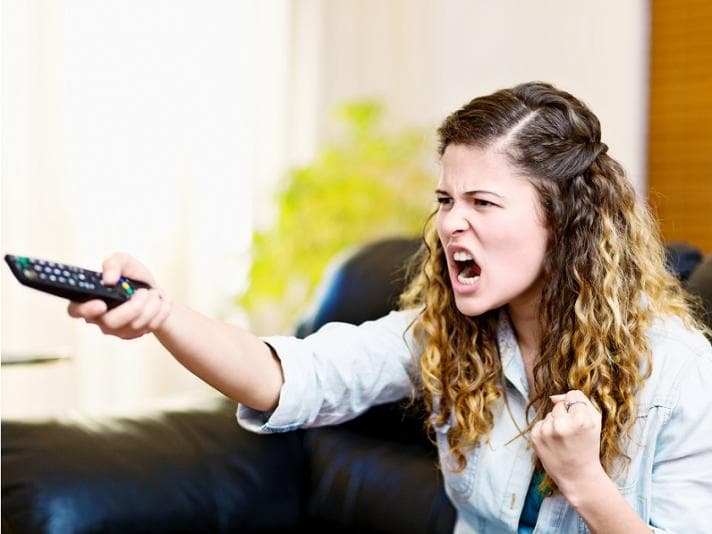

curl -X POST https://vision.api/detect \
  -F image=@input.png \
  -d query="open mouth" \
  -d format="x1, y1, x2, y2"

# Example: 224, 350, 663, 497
453, 251, 481, 285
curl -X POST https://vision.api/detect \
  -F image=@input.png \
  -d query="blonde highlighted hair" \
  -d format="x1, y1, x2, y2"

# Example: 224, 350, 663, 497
400, 82, 705, 494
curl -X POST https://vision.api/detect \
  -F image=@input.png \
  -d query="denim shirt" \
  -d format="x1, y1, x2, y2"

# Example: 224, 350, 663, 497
238, 309, 712, 533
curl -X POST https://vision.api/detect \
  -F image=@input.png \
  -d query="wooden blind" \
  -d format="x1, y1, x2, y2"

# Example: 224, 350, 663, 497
648, 0, 712, 252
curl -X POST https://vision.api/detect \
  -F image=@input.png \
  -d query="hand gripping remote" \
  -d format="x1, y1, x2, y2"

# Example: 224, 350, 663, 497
4, 254, 151, 309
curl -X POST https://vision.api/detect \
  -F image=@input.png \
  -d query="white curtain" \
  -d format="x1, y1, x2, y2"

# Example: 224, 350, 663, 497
2, 0, 322, 416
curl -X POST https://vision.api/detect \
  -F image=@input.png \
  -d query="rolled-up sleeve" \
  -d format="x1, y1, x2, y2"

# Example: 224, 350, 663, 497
650, 338, 712, 532
237, 309, 421, 434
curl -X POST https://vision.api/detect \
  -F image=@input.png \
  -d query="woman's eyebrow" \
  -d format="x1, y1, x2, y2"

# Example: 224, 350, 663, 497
465, 190, 504, 198
435, 189, 504, 199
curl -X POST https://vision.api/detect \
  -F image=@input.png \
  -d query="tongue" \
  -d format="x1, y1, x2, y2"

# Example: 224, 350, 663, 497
461, 263, 480, 278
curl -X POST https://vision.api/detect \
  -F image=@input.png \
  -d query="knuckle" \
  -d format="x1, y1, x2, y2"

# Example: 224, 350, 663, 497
104, 251, 130, 270
131, 313, 151, 331
140, 288, 153, 299
552, 419, 565, 435
103, 254, 119, 269
130, 289, 146, 302
103, 315, 121, 330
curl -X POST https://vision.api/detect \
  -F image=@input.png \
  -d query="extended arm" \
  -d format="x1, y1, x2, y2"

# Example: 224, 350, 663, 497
67, 252, 283, 411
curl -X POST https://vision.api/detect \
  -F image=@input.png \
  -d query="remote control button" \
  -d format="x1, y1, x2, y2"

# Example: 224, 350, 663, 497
39, 273, 47, 280
78, 273, 86, 280
23, 269, 38, 280
62, 270, 70, 277
49, 275, 57, 282
68, 279, 76, 286
53, 268, 61, 275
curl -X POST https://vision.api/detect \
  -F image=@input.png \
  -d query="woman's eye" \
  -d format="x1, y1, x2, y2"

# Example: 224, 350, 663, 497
474, 198, 495, 207
437, 197, 452, 207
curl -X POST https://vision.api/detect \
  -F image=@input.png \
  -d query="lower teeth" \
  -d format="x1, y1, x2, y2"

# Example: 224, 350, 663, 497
457, 273, 480, 285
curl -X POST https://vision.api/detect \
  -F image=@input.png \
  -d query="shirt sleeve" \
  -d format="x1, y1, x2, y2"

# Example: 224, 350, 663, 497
649, 336, 712, 533
236, 308, 421, 434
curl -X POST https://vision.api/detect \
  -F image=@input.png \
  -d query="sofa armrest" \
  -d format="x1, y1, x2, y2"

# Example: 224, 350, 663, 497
2, 396, 306, 533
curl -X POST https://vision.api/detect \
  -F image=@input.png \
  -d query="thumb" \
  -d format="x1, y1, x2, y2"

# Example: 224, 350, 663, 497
549, 394, 566, 404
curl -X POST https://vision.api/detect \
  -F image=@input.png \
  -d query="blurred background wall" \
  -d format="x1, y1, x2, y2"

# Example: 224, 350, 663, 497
2, 0, 703, 419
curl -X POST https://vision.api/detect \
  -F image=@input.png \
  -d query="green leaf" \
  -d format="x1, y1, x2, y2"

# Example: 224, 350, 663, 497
238, 99, 434, 328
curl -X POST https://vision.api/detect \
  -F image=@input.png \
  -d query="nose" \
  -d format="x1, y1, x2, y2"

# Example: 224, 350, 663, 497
438, 203, 470, 237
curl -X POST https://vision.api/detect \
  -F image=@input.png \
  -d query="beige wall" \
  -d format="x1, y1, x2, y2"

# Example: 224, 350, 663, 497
314, 0, 650, 194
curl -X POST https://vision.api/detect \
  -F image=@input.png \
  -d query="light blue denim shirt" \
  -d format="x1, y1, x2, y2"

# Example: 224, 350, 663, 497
238, 309, 712, 533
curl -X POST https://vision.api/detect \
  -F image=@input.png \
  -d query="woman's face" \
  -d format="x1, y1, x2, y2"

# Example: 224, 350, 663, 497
436, 143, 549, 317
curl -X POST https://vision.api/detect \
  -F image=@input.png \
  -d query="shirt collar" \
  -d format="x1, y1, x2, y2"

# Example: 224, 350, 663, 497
497, 308, 530, 399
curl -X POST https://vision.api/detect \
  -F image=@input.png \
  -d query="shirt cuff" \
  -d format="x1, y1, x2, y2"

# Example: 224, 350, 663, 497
236, 335, 316, 434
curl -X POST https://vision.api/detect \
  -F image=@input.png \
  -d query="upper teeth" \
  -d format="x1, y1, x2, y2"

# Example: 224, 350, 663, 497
453, 251, 473, 262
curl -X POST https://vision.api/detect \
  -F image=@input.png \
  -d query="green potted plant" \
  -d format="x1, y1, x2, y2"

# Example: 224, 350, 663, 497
240, 100, 435, 333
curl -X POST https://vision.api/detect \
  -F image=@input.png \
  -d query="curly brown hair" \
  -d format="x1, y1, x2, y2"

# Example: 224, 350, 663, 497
400, 81, 705, 494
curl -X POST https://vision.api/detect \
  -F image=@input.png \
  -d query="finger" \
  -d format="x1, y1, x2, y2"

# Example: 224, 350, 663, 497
551, 399, 568, 418
148, 293, 172, 331
549, 394, 566, 403
563, 390, 592, 413
101, 252, 154, 287
101, 252, 131, 285
67, 299, 108, 320
551, 413, 576, 436
130, 289, 163, 331
564, 390, 589, 403
99, 289, 150, 330
67, 300, 82, 318
540, 412, 556, 438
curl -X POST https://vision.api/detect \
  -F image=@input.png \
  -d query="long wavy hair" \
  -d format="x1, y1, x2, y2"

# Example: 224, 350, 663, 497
400, 82, 705, 494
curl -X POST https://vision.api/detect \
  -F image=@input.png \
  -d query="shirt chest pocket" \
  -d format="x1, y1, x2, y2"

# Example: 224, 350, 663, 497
574, 407, 664, 534
586, 401, 672, 533
434, 421, 482, 503
611, 403, 670, 494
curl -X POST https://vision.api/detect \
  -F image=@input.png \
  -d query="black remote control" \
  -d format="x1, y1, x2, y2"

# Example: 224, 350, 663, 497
4, 254, 151, 309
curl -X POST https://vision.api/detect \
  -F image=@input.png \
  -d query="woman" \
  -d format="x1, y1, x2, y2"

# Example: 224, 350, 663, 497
69, 82, 712, 533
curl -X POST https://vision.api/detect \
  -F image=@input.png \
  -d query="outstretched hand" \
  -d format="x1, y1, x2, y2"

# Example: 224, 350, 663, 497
530, 390, 605, 496
67, 252, 172, 339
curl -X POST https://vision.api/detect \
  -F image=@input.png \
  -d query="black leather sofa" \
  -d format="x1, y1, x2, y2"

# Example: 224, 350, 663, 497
3, 238, 710, 534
